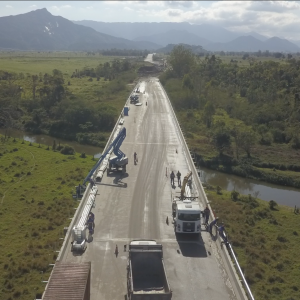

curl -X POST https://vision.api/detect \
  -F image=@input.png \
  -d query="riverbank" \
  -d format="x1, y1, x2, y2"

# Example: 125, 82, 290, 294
206, 184, 300, 300
0, 135, 95, 300
191, 144, 300, 190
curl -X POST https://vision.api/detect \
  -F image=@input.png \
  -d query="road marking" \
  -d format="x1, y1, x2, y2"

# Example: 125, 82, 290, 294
123, 142, 179, 145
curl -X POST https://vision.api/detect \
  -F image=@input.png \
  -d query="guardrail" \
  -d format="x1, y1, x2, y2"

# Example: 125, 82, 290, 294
159, 81, 253, 300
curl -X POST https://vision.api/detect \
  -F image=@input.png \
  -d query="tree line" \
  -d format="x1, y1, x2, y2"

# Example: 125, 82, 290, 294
0, 59, 137, 146
160, 45, 300, 187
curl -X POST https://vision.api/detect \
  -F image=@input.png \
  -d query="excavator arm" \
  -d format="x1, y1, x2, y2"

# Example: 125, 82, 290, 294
180, 171, 192, 199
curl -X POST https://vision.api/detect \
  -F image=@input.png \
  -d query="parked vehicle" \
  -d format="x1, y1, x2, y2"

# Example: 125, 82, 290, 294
127, 240, 172, 300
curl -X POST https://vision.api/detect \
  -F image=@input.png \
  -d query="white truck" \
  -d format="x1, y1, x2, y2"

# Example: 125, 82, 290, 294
172, 171, 202, 234
172, 199, 201, 233
127, 240, 172, 300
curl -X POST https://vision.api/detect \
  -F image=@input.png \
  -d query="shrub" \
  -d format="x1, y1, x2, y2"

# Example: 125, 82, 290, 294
231, 190, 239, 201
269, 200, 278, 210
60, 145, 75, 155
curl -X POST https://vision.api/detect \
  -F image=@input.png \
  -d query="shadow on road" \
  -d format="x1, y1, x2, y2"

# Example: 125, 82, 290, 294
175, 233, 207, 258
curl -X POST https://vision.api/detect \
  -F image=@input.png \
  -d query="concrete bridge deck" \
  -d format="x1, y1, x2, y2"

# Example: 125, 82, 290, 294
59, 77, 246, 300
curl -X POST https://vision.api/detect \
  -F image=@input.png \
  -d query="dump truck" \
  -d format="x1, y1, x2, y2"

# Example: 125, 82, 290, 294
127, 240, 172, 300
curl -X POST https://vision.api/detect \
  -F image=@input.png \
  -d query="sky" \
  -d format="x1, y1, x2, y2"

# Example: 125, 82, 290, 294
1, 1, 300, 41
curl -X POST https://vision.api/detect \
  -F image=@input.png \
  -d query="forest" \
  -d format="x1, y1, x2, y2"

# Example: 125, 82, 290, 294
161, 45, 300, 187
0, 57, 138, 148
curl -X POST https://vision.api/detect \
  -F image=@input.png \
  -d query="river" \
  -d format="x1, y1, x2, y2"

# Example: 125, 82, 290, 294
0, 128, 102, 158
199, 167, 300, 207
1, 128, 299, 207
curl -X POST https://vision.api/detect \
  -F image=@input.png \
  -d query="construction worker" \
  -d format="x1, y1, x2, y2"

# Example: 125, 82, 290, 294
170, 171, 175, 186
218, 223, 228, 244
134, 152, 138, 165
89, 177, 95, 187
86, 213, 95, 235
176, 171, 181, 186
203, 206, 210, 225
208, 217, 219, 234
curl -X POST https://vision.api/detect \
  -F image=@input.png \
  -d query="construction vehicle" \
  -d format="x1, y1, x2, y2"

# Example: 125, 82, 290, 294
107, 127, 128, 175
71, 186, 97, 252
130, 94, 139, 104
81, 127, 128, 186
172, 171, 201, 234
127, 240, 172, 300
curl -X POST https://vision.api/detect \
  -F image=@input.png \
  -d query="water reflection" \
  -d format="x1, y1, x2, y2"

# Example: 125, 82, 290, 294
0, 128, 102, 157
199, 167, 300, 207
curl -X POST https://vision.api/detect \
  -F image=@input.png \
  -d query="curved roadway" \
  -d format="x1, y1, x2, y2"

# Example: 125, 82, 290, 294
61, 78, 241, 300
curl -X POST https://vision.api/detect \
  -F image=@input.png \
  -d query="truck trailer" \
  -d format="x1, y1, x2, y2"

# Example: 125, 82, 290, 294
127, 240, 172, 300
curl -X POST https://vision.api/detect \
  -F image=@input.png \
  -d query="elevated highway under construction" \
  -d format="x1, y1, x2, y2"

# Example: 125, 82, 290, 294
44, 75, 252, 300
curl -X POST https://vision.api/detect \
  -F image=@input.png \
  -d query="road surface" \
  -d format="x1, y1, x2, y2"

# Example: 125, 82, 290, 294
61, 78, 241, 300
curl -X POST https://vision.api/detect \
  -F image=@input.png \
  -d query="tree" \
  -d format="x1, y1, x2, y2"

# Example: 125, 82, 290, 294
168, 45, 195, 78
240, 129, 257, 158
212, 128, 231, 155
203, 101, 215, 128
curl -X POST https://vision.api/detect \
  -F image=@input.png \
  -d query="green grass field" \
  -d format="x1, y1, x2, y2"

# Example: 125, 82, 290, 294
0, 136, 95, 300
206, 186, 300, 300
0, 51, 115, 74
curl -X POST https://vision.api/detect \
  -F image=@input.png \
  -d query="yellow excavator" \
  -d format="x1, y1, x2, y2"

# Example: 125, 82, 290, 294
180, 171, 192, 199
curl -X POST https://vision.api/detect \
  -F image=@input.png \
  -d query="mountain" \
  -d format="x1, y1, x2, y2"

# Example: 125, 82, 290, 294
0, 8, 161, 51
264, 37, 300, 52
205, 36, 300, 52
157, 43, 208, 55
133, 29, 211, 47
244, 31, 268, 41
73, 21, 241, 43
74, 20, 299, 52
73, 21, 197, 41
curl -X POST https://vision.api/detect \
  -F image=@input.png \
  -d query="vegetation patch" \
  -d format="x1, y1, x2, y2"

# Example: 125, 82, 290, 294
205, 185, 300, 300
0, 135, 95, 300
161, 45, 300, 188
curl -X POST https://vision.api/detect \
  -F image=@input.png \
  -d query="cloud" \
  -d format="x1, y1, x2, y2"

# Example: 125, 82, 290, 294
61, 5, 71, 9
86, 6, 93, 10
249, 1, 300, 13
165, 1, 194, 8
168, 9, 182, 17
124, 7, 133, 11
29, 5, 37, 8
6, 5, 13, 8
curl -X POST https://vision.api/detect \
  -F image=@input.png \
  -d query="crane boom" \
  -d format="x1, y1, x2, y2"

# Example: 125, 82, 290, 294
83, 127, 127, 185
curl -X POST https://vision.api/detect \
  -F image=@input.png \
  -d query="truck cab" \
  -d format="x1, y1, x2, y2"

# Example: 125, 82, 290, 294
172, 199, 201, 234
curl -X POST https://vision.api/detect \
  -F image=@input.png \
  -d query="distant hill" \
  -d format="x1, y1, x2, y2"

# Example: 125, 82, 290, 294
157, 43, 208, 55
206, 36, 300, 52
0, 8, 160, 51
133, 29, 210, 47
74, 20, 300, 53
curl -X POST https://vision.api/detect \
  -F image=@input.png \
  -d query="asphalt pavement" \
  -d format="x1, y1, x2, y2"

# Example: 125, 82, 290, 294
61, 78, 240, 300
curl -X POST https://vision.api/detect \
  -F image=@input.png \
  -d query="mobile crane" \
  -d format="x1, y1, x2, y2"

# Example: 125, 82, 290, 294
82, 127, 128, 186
